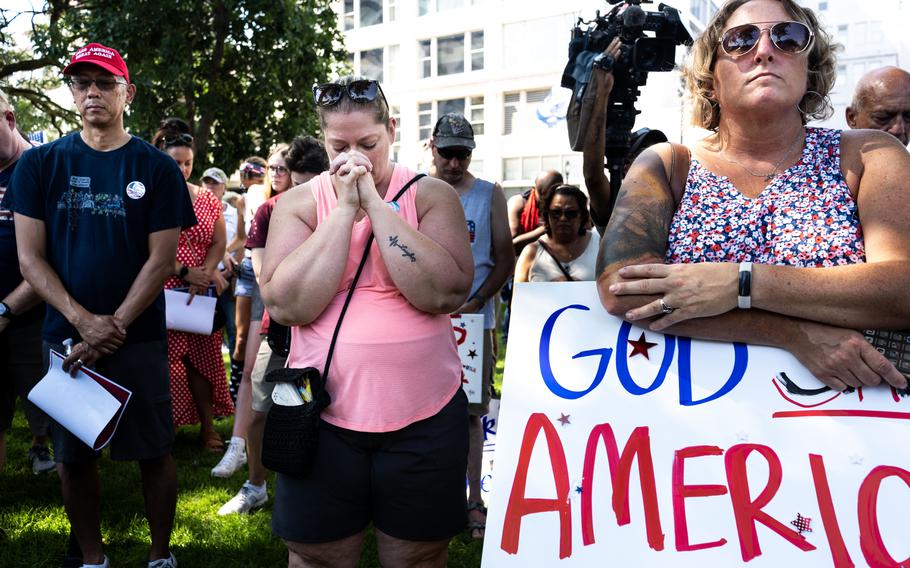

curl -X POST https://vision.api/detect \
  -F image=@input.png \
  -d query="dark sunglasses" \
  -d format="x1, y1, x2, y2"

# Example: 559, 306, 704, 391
437, 146, 472, 161
163, 133, 194, 147
312, 80, 388, 108
718, 21, 813, 57
548, 208, 580, 220
65, 75, 127, 91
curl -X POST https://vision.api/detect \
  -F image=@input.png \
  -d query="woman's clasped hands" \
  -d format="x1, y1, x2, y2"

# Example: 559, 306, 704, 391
330, 151, 381, 212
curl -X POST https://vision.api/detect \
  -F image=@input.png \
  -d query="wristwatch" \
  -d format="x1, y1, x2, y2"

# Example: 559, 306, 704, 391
0, 301, 14, 320
177, 264, 190, 279
592, 53, 615, 73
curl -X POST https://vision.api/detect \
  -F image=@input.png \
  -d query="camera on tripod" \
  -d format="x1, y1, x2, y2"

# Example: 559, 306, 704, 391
562, 0, 692, 216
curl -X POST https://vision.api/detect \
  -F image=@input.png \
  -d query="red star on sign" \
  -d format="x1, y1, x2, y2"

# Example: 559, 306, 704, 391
557, 413, 571, 426
628, 332, 658, 359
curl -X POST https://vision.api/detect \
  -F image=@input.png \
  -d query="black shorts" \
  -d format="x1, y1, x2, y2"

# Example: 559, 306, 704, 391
44, 340, 175, 463
272, 388, 469, 543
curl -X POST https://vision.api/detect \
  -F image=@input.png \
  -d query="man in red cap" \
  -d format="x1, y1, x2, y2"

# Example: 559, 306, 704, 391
3, 42, 194, 568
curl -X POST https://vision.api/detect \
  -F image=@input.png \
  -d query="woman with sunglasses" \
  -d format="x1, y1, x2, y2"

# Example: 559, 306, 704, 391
515, 185, 598, 283
598, 0, 910, 393
260, 75, 473, 567
152, 118, 234, 452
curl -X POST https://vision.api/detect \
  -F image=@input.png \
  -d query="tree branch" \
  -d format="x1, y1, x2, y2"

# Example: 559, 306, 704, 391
0, 57, 56, 79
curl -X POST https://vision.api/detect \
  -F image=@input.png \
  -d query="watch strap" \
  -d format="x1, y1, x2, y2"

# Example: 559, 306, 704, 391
737, 261, 753, 309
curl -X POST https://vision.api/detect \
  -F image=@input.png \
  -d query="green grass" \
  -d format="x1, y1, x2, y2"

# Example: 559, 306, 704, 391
0, 406, 486, 567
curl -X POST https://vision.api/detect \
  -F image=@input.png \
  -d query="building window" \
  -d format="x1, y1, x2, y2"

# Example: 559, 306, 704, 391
438, 98, 465, 116
344, 0, 355, 30
360, 48, 384, 81
419, 40, 432, 79
818, 1, 827, 10
360, 0, 383, 26
391, 105, 401, 143
469, 96, 484, 135
418, 102, 433, 141
502, 154, 582, 185
387, 44, 400, 84
470, 31, 484, 71
418, 32, 484, 78
418, 0, 430, 16
503, 89, 551, 136
387, 0, 398, 21
418, 0, 465, 16
437, 34, 465, 76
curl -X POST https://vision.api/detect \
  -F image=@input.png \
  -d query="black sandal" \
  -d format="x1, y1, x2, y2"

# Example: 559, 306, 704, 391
466, 500, 487, 540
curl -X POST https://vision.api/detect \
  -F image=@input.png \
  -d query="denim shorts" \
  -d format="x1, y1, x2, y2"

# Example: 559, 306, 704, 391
234, 257, 257, 298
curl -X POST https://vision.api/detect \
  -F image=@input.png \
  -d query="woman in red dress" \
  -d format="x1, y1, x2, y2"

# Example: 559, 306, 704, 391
153, 118, 234, 451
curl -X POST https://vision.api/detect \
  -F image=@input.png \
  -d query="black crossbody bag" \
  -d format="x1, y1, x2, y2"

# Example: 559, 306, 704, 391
261, 174, 425, 478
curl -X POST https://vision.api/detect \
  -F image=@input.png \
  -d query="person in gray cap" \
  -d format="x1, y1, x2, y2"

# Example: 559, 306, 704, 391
201, 166, 245, 387
428, 112, 514, 540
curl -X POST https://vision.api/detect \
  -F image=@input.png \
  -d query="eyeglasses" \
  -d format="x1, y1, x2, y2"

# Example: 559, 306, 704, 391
437, 146, 472, 161
718, 21, 814, 57
162, 133, 194, 147
312, 80, 388, 108
65, 75, 128, 91
268, 164, 289, 175
547, 208, 580, 220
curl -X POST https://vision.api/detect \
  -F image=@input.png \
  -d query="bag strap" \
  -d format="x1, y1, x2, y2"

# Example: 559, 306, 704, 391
322, 173, 426, 379
536, 240, 575, 282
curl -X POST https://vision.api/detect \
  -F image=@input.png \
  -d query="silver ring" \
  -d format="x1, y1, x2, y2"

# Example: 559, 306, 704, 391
659, 298, 675, 315
75, 358, 85, 367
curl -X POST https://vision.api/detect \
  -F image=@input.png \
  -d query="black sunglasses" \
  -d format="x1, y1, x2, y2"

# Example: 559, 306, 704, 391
65, 75, 127, 92
719, 21, 814, 57
312, 80, 388, 108
548, 208, 580, 220
437, 146, 472, 161
162, 133, 194, 147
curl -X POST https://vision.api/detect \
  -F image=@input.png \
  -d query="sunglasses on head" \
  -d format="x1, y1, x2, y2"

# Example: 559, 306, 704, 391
312, 80, 388, 108
162, 133, 194, 147
718, 21, 814, 57
437, 146, 472, 161
65, 75, 127, 92
548, 208, 580, 221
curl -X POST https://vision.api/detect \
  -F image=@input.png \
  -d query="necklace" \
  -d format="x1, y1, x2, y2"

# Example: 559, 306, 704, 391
718, 128, 805, 182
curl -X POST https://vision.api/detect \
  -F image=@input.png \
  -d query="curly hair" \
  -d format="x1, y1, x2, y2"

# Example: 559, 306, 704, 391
541, 185, 589, 237
683, 0, 839, 130
286, 135, 329, 175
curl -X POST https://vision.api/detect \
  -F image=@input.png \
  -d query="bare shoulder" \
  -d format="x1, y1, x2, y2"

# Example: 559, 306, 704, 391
840, 129, 910, 194
414, 175, 461, 217
273, 180, 318, 231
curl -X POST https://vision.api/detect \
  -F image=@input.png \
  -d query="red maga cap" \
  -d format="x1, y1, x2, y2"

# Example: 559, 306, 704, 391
63, 43, 130, 83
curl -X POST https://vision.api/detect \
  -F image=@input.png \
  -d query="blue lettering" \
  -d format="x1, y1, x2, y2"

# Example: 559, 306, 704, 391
539, 305, 613, 399
614, 320, 676, 395
482, 416, 497, 441
677, 337, 748, 406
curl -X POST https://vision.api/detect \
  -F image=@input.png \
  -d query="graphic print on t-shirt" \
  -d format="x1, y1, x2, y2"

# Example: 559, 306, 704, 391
57, 175, 126, 222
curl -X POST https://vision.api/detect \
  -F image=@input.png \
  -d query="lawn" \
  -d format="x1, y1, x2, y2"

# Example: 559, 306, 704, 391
0, 406, 486, 567
0, 332, 510, 568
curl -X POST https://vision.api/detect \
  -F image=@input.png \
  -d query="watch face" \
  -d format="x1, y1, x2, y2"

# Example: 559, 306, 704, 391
0, 303, 9, 317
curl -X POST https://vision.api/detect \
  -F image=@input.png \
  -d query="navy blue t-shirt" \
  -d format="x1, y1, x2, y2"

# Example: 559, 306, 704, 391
4, 132, 196, 343
0, 158, 44, 329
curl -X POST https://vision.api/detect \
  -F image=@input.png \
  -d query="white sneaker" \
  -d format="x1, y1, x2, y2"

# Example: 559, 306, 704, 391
217, 480, 267, 515
211, 437, 246, 478
81, 555, 110, 568
148, 553, 177, 568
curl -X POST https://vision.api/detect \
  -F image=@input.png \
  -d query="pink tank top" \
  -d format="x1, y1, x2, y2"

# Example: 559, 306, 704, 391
287, 164, 462, 432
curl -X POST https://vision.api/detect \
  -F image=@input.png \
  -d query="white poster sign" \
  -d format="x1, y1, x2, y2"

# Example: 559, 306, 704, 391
482, 282, 910, 567
453, 313, 485, 404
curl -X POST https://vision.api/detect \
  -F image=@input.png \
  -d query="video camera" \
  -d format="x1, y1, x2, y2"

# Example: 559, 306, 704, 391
562, 0, 692, 212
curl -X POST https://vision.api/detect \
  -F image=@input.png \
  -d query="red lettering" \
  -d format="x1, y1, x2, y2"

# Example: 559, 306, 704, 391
725, 443, 815, 561
580, 424, 664, 551
858, 465, 910, 567
501, 413, 573, 559
808, 454, 854, 567
672, 446, 728, 551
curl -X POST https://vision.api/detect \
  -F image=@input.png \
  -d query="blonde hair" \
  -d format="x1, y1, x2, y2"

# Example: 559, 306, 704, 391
683, 0, 838, 130
264, 143, 290, 199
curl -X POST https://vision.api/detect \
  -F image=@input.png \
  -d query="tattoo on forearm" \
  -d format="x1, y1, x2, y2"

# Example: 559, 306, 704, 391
595, 170, 675, 275
388, 235, 417, 262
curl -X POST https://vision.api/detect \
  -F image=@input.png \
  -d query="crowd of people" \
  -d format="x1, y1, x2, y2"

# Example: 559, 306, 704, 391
1, 0, 909, 566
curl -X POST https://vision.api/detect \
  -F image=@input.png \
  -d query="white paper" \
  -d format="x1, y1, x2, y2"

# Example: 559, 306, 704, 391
452, 313, 485, 404
482, 281, 910, 567
164, 289, 216, 334
28, 351, 132, 450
